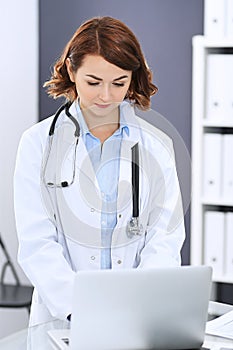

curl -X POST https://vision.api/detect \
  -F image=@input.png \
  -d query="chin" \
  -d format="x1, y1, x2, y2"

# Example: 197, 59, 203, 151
89, 103, 120, 116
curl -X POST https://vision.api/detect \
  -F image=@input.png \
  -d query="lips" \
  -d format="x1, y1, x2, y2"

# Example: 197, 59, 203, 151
94, 103, 111, 109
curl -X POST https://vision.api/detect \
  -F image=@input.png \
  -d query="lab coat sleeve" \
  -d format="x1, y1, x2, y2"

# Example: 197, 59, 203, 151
138, 139, 186, 268
14, 125, 76, 320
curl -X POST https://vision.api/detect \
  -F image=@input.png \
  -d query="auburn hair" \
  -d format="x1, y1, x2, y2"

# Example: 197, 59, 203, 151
44, 16, 158, 110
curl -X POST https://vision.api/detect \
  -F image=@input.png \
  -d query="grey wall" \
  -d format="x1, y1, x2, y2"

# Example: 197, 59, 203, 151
39, 0, 204, 266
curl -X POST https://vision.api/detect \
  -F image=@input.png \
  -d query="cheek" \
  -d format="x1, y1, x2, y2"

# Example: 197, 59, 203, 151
117, 86, 130, 100
76, 84, 97, 101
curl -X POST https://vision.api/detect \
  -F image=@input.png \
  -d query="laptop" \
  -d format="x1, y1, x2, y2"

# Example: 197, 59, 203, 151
48, 265, 212, 350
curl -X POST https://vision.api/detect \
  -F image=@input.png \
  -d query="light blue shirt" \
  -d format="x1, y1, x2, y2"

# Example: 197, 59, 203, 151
76, 104, 129, 269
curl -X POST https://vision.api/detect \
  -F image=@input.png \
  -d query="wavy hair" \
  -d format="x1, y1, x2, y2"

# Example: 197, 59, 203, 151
44, 16, 158, 110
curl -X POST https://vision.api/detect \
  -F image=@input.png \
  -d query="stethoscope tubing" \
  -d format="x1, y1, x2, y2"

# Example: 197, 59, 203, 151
131, 143, 139, 218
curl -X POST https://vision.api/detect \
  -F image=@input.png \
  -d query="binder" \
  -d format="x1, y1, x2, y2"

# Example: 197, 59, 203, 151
204, 0, 225, 37
204, 211, 225, 278
205, 54, 233, 122
222, 134, 233, 200
226, 0, 233, 37
225, 212, 233, 276
203, 133, 222, 199
223, 54, 233, 120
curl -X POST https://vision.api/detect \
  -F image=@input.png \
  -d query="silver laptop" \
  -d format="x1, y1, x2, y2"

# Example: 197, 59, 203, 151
48, 265, 212, 350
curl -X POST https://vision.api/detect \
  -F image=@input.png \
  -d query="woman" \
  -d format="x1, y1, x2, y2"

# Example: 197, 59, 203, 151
14, 16, 185, 327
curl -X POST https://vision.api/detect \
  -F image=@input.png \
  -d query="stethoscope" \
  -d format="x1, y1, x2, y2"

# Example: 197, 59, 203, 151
42, 101, 143, 238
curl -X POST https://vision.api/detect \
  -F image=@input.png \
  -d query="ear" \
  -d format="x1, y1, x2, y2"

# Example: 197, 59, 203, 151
66, 58, 75, 82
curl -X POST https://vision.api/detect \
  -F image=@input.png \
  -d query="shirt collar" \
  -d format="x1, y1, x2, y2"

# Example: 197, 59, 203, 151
74, 101, 129, 141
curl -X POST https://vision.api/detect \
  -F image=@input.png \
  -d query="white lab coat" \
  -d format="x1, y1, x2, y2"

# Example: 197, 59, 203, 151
14, 101, 185, 327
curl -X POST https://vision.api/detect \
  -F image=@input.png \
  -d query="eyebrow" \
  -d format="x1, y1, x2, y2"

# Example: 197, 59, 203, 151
85, 74, 129, 81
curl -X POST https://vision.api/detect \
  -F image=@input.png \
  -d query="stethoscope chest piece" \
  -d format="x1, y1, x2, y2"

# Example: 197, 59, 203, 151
126, 217, 143, 239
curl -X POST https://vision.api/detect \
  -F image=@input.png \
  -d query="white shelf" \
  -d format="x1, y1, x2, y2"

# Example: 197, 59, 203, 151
202, 120, 233, 128
193, 35, 233, 48
213, 276, 233, 284
191, 35, 233, 285
201, 198, 233, 207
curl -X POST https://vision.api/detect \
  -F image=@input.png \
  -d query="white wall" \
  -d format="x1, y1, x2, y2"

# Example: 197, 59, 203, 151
0, 0, 38, 338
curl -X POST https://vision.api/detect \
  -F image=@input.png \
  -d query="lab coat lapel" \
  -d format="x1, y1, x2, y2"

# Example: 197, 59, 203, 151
64, 102, 101, 201
117, 103, 142, 215
58, 103, 102, 245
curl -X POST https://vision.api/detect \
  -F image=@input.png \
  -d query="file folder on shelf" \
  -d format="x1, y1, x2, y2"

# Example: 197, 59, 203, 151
203, 133, 222, 199
205, 54, 233, 122
222, 54, 233, 121
204, 0, 225, 37
205, 0, 233, 37
226, 0, 233, 37
204, 211, 225, 278
225, 212, 233, 276
222, 134, 233, 200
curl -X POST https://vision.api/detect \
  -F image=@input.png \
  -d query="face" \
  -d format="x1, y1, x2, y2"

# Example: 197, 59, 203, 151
66, 55, 132, 118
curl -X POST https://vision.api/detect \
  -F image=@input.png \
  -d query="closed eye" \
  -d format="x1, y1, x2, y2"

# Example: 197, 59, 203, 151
87, 81, 125, 87
87, 82, 99, 86
113, 82, 125, 87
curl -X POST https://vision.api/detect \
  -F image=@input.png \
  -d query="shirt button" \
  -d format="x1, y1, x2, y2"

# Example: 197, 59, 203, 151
117, 260, 122, 265
118, 214, 122, 218
90, 208, 95, 212
91, 256, 96, 260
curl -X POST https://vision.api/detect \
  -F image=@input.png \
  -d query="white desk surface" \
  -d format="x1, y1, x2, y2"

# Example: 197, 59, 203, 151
0, 327, 233, 350
1, 301, 232, 350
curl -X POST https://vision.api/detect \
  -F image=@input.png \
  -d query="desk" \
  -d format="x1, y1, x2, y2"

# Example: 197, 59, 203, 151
0, 323, 233, 350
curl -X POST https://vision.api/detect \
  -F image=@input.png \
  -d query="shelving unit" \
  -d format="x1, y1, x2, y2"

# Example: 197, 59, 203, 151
191, 35, 233, 284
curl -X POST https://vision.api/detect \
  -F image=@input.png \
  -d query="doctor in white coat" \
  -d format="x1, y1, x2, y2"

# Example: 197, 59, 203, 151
14, 16, 185, 329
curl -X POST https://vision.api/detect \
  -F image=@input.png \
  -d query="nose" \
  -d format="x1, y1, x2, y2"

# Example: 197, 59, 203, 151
98, 84, 111, 102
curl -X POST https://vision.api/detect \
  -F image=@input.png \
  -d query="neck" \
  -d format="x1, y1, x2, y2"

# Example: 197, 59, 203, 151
82, 107, 120, 143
